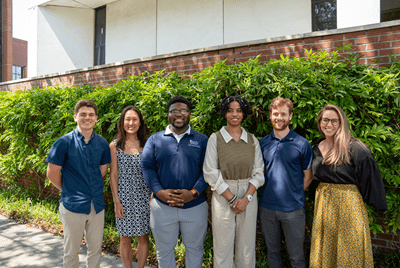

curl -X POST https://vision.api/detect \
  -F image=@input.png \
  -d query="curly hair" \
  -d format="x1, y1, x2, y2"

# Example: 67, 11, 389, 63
219, 95, 250, 120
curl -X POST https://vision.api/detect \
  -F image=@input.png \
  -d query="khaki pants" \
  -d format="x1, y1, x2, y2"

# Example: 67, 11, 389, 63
211, 179, 258, 268
59, 202, 104, 268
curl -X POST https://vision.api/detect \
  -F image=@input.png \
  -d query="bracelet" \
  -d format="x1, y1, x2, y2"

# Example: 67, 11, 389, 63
228, 195, 237, 204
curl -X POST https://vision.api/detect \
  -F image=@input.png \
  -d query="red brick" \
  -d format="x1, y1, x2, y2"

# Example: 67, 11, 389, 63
234, 58, 249, 63
171, 61, 184, 67
191, 63, 207, 69
275, 47, 293, 54
289, 52, 306, 58
256, 49, 274, 55
368, 27, 392, 36
197, 57, 214, 63
257, 55, 267, 62
184, 70, 196, 75
334, 39, 355, 47
159, 63, 171, 68
267, 41, 286, 48
357, 36, 379, 44
219, 48, 234, 55
304, 37, 323, 44
250, 44, 267, 51
205, 51, 219, 57
234, 46, 250, 53
294, 44, 312, 52
183, 59, 196, 65
376, 233, 399, 241
225, 59, 234, 65
393, 40, 400, 47
322, 34, 343, 42
314, 42, 333, 49
380, 48, 400, 56
367, 42, 391, 50
241, 51, 258, 58
344, 31, 367, 39
358, 51, 379, 57
190, 53, 206, 59
350, 44, 366, 51
356, 58, 366, 65
226, 53, 241, 59
366, 56, 389, 64
393, 25, 400, 33
285, 39, 303, 46
381, 33, 400, 42
177, 66, 190, 71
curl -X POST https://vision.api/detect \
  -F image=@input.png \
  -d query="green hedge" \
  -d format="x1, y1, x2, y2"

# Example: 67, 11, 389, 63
1, 46, 399, 237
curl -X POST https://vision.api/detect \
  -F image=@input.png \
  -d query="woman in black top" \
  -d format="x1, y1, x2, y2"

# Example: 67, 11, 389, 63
309, 104, 387, 268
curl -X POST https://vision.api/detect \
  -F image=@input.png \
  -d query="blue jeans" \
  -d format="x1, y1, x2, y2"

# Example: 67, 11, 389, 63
259, 207, 306, 268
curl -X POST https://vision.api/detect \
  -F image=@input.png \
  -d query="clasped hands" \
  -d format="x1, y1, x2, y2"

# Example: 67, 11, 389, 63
230, 197, 249, 215
156, 189, 194, 207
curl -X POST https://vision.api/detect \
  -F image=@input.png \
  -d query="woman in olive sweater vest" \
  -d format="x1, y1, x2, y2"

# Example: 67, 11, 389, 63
203, 96, 265, 268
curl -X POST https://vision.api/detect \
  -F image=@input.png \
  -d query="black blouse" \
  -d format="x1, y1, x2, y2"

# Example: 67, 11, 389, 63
312, 138, 388, 211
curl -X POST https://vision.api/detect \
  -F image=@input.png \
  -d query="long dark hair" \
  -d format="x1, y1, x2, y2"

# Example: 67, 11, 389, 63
219, 95, 250, 120
115, 105, 147, 150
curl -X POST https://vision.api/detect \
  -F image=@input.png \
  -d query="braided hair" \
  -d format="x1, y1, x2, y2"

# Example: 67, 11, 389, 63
219, 95, 250, 120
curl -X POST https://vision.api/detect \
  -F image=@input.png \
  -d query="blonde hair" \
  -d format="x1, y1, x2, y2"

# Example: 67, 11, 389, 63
317, 104, 352, 165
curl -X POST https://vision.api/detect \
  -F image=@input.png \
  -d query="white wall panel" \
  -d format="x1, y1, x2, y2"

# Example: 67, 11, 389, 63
106, 0, 156, 63
224, 0, 312, 44
157, 0, 223, 55
337, 0, 380, 29
36, 6, 94, 76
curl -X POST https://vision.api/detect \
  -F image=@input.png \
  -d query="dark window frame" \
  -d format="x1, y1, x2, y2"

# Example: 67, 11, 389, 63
94, 6, 106, 66
312, 0, 337, 32
12, 65, 23, 80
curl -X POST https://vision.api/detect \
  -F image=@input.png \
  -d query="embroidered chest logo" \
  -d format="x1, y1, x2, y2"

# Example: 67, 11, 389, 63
188, 139, 200, 148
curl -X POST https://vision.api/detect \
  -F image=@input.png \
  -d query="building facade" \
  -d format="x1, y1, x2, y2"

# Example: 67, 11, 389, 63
25, 0, 400, 77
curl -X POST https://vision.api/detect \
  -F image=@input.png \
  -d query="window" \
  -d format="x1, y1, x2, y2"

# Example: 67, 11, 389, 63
12, 65, 23, 80
94, 6, 106, 66
381, 0, 400, 22
312, 0, 337, 31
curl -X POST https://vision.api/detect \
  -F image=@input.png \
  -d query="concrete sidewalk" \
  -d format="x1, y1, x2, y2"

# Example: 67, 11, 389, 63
0, 214, 154, 267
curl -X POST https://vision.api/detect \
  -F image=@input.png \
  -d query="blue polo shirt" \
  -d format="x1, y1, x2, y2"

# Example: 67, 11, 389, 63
259, 129, 313, 211
141, 127, 208, 209
46, 128, 111, 214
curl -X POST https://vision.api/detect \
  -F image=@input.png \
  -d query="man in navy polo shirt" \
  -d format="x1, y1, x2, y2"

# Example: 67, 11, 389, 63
259, 97, 313, 268
46, 99, 111, 268
141, 96, 209, 268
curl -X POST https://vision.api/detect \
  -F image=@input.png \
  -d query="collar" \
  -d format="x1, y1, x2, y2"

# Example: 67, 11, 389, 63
74, 128, 94, 142
271, 127, 294, 141
220, 126, 248, 143
165, 125, 192, 136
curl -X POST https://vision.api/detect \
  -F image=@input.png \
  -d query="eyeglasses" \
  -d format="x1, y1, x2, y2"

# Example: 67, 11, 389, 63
321, 118, 340, 126
169, 109, 189, 115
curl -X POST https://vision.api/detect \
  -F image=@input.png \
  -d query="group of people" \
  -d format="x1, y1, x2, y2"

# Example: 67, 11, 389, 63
46, 95, 387, 268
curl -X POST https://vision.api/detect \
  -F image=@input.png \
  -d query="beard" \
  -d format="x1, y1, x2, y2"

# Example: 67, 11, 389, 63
170, 118, 188, 129
271, 120, 290, 131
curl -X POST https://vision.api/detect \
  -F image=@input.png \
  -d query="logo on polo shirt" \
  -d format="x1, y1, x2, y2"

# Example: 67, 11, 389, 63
188, 139, 200, 148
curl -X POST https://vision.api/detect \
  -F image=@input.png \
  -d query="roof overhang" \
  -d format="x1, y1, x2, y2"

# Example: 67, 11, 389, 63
37, 0, 120, 9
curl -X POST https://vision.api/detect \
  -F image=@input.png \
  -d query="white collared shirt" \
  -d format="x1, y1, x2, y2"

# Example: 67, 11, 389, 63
165, 125, 191, 143
203, 126, 265, 195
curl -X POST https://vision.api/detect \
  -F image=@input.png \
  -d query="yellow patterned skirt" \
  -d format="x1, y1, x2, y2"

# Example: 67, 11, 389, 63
309, 183, 373, 268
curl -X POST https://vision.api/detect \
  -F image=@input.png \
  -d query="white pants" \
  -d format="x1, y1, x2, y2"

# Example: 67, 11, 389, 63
59, 202, 104, 268
212, 179, 258, 268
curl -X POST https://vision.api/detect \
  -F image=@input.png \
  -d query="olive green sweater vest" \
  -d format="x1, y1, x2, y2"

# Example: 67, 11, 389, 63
216, 131, 255, 180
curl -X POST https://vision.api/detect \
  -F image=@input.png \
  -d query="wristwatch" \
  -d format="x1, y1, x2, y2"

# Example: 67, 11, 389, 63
191, 189, 199, 199
246, 194, 253, 202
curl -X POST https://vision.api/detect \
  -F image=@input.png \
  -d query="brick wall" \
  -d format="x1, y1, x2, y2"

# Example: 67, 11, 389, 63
1, 21, 400, 253
1, 21, 400, 91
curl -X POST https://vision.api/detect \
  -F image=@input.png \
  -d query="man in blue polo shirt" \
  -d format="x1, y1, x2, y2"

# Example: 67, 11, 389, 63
141, 96, 208, 268
259, 97, 313, 268
46, 99, 111, 268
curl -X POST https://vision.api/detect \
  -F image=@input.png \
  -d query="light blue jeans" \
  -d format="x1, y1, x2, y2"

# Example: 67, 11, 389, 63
259, 206, 306, 268
150, 199, 208, 268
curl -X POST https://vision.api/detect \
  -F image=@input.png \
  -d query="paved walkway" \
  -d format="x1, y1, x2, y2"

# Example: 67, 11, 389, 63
0, 215, 154, 267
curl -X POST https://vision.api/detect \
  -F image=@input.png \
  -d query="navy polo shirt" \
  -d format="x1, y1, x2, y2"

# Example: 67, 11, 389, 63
259, 129, 313, 211
141, 127, 208, 209
46, 128, 111, 214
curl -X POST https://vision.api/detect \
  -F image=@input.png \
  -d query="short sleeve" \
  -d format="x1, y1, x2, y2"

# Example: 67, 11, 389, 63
100, 139, 112, 165
46, 137, 68, 166
352, 142, 388, 211
301, 139, 313, 171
